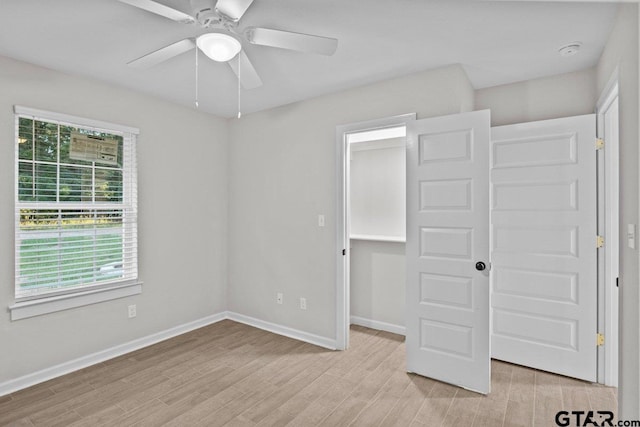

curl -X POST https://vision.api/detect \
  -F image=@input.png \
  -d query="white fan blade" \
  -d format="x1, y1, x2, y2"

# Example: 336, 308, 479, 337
215, 0, 255, 21
128, 39, 196, 68
118, 0, 195, 23
245, 27, 338, 56
228, 51, 262, 89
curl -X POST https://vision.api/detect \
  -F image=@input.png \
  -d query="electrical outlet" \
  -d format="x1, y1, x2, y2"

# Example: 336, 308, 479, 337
300, 298, 307, 310
276, 293, 283, 305
128, 304, 137, 318
318, 215, 325, 227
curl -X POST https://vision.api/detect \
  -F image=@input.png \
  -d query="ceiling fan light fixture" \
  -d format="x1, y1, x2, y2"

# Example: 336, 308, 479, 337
196, 32, 241, 62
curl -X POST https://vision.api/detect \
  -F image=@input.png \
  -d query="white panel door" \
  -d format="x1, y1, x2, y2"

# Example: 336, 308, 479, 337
406, 110, 491, 394
491, 115, 597, 382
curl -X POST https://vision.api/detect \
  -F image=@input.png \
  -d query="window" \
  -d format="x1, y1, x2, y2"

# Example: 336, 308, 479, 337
12, 106, 139, 309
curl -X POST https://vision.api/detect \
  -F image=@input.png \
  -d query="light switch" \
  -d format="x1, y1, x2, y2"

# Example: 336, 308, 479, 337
318, 215, 325, 227
628, 224, 636, 249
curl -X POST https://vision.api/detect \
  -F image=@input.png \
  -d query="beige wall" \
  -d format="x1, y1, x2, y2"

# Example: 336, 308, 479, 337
0, 56, 229, 385
476, 68, 597, 127
350, 240, 405, 328
227, 65, 475, 340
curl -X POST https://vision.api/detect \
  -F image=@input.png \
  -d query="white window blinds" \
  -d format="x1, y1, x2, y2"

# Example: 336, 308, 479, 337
14, 106, 139, 301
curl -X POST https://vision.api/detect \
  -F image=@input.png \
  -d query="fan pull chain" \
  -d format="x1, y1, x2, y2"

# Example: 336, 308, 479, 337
237, 54, 242, 119
195, 46, 199, 108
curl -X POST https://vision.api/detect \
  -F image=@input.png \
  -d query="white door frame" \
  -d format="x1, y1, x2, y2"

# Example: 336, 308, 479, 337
596, 70, 620, 387
335, 113, 416, 350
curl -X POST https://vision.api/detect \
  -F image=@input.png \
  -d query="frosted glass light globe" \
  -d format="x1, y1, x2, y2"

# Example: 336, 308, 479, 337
196, 33, 241, 62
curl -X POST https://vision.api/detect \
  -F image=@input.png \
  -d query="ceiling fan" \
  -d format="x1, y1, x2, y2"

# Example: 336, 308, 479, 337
118, 0, 339, 89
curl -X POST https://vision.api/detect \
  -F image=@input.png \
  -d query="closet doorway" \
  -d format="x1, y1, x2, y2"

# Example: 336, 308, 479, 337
335, 113, 415, 349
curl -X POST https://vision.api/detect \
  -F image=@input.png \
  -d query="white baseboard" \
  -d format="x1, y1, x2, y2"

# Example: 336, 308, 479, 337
226, 311, 337, 350
0, 312, 227, 397
0, 311, 339, 397
350, 315, 406, 336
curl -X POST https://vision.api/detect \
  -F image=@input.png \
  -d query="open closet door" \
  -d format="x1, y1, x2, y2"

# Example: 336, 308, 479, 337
490, 115, 597, 382
406, 110, 491, 394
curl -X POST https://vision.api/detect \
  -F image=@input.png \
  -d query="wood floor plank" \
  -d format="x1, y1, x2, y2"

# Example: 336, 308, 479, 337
27, 399, 83, 427
193, 384, 279, 427
441, 388, 483, 427
4, 418, 33, 427
4, 385, 54, 405
285, 400, 334, 426
0, 381, 93, 425
560, 377, 592, 413
66, 404, 125, 427
586, 384, 617, 413
472, 361, 513, 427
324, 330, 384, 379
157, 365, 236, 406
262, 347, 327, 387
348, 345, 403, 403
30, 410, 82, 427
127, 384, 245, 426
103, 398, 168, 427
313, 376, 360, 410
0, 322, 618, 427
504, 364, 536, 427
239, 363, 327, 423
412, 380, 459, 425
224, 418, 257, 427
533, 370, 563, 427
509, 365, 536, 404
286, 373, 363, 426
254, 408, 296, 426
115, 368, 202, 412
316, 394, 368, 427
279, 373, 336, 414
350, 369, 412, 427
158, 382, 254, 427
379, 374, 436, 427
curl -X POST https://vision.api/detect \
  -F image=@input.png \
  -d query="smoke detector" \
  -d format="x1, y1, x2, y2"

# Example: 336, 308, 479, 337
558, 42, 582, 57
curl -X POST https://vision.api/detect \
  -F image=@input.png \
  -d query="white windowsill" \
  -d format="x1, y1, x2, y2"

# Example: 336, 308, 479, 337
350, 234, 406, 243
9, 282, 143, 321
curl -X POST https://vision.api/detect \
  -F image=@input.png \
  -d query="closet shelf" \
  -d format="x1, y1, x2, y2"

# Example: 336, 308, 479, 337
350, 234, 406, 243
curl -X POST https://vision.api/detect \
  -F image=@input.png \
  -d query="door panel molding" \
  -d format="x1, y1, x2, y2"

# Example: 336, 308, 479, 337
406, 110, 491, 394
490, 115, 597, 382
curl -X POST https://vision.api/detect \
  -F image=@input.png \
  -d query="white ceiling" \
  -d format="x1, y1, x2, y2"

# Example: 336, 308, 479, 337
0, 0, 618, 118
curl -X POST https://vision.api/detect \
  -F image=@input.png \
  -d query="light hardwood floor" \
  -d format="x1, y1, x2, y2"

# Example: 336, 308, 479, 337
0, 320, 617, 426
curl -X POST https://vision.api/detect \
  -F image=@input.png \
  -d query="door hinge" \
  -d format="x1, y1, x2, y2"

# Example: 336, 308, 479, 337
597, 333, 605, 347
342, 249, 346, 256
596, 235, 605, 248
596, 138, 605, 150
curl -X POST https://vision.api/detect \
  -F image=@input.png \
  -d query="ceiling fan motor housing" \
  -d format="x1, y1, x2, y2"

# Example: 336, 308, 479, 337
191, 0, 219, 27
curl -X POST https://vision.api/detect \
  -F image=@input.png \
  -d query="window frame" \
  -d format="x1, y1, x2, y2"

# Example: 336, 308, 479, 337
9, 106, 142, 320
